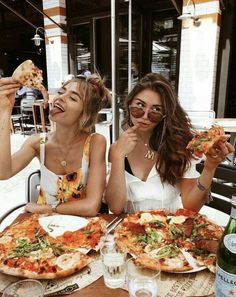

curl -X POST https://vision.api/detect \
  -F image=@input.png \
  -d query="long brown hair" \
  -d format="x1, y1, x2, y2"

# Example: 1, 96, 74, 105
123, 73, 194, 186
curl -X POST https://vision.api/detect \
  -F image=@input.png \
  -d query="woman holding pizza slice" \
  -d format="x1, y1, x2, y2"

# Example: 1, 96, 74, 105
0, 74, 110, 216
105, 73, 234, 214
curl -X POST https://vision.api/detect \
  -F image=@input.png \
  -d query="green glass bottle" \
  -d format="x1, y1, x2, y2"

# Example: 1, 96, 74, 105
215, 195, 236, 297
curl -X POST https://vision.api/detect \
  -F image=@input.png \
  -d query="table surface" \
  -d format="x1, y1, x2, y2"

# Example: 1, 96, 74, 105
0, 213, 218, 297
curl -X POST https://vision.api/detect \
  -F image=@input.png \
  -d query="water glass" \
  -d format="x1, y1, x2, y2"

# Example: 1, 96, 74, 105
100, 240, 126, 289
2, 279, 44, 297
127, 258, 160, 297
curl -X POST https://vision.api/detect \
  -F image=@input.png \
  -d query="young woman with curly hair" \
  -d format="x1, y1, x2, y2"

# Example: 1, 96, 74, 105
0, 74, 110, 216
105, 73, 233, 214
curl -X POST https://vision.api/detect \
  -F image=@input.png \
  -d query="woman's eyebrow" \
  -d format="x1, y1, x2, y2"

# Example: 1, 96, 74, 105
135, 98, 162, 107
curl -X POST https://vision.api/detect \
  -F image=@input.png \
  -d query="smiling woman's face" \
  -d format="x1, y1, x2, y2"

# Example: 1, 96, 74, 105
49, 81, 84, 124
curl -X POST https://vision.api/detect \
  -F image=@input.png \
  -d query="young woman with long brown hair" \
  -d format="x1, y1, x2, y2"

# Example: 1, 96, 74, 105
105, 73, 233, 214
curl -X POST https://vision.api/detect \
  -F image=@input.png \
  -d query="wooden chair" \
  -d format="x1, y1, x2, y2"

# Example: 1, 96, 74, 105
196, 162, 236, 214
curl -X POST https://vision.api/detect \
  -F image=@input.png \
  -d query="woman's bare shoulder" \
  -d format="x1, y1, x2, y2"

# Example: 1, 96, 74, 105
91, 133, 106, 145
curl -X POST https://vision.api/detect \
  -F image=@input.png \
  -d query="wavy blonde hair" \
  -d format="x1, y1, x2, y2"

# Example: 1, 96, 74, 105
64, 74, 111, 131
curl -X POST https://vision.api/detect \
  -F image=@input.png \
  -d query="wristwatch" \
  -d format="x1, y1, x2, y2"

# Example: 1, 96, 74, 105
51, 201, 60, 213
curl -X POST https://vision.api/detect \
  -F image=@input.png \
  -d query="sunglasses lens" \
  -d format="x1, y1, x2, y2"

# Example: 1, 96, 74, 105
130, 106, 145, 118
148, 112, 163, 123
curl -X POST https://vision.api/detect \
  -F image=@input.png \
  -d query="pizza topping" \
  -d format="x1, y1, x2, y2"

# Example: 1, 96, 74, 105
56, 253, 81, 270
168, 215, 186, 225
150, 245, 180, 259
139, 213, 166, 224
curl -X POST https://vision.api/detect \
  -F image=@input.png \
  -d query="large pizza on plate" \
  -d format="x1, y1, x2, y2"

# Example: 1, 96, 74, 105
114, 208, 223, 273
0, 214, 106, 279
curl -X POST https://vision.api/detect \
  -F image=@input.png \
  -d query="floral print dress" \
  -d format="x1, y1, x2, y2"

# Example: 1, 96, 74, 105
37, 133, 91, 205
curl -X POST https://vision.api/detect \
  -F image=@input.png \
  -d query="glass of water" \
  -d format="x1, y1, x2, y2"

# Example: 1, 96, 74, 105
127, 258, 160, 297
100, 240, 126, 289
2, 279, 44, 297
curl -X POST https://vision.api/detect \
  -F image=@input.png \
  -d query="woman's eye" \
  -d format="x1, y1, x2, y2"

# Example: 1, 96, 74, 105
152, 106, 162, 112
57, 90, 65, 95
136, 102, 144, 108
70, 97, 77, 102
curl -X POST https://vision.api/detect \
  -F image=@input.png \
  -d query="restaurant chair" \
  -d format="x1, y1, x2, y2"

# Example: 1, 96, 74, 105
185, 110, 215, 130
196, 162, 236, 214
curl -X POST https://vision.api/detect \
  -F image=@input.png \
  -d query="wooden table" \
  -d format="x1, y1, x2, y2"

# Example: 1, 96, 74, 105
0, 214, 214, 297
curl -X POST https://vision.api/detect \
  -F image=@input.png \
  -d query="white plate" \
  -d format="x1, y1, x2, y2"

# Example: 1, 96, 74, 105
175, 250, 206, 274
39, 215, 89, 238
200, 205, 229, 227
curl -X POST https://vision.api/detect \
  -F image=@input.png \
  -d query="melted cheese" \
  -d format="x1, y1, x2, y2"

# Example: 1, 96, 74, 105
165, 257, 184, 268
168, 215, 186, 225
29, 248, 54, 260
56, 253, 81, 270
0, 235, 12, 244
139, 213, 166, 224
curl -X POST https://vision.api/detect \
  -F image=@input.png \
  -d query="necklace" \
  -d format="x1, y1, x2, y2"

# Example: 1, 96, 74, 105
138, 137, 155, 161
144, 143, 155, 161
55, 136, 78, 168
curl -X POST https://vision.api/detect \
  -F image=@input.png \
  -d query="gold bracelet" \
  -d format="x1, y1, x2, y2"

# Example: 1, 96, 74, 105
196, 177, 207, 191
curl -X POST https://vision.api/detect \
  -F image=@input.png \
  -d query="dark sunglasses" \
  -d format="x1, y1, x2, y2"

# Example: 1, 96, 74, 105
129, 105, 165, 123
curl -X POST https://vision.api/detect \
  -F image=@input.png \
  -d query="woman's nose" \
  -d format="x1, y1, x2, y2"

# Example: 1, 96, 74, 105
143, 108, 149, 119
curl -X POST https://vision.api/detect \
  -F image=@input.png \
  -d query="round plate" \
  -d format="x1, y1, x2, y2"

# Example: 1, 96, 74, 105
39, 215, 89, 238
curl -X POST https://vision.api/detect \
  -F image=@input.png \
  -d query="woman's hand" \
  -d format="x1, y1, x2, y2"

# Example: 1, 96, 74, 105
0, 77, 21, 112
113, 125, 139, 158
25, 202, 52, 214
205, 141, 234, 169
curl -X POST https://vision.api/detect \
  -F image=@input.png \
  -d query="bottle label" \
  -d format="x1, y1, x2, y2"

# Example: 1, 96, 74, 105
215, 265, 236, 297
231, 207, 236, 219
224, 234, 236, 254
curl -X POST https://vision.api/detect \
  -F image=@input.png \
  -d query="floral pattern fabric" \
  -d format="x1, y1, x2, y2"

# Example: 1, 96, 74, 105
37, 133, 91, 205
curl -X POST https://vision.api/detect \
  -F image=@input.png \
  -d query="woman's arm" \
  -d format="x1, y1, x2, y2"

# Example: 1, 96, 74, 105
0, 78, 37, 179
25, 134, 107, 217
180, 141, 234, 212
105, 125, 138, 214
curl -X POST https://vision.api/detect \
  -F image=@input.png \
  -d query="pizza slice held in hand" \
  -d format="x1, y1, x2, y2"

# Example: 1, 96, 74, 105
187, 125, 230, 157
12, 60, 49, 107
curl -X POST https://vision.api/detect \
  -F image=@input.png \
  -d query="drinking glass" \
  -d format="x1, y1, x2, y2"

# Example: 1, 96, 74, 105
100, 240, 126, 289
2, 279, 44, 297
126, 258, 160, 297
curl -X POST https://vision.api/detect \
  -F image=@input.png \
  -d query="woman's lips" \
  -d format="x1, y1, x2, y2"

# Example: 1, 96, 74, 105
138, 122, 150, 128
